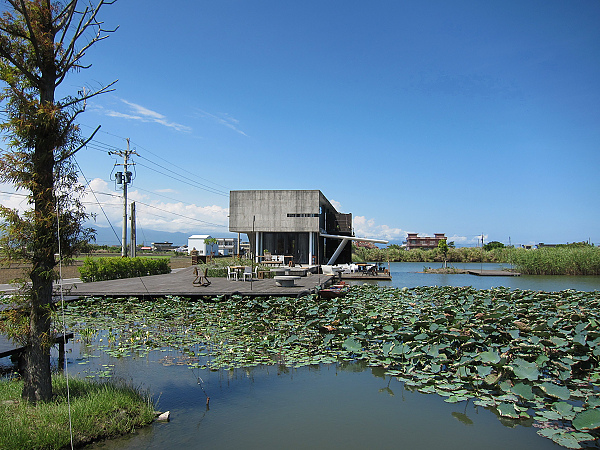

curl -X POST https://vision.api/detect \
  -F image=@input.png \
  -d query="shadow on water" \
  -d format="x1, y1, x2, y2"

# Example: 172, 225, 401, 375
80, 349, 559, 450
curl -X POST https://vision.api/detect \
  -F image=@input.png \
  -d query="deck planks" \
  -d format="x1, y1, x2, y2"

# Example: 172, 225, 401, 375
61, 267, 333, 298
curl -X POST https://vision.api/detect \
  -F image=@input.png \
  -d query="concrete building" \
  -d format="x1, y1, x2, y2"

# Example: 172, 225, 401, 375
229, 190, 387, 265
405, 233, 447, 250
187, 235, 219, 256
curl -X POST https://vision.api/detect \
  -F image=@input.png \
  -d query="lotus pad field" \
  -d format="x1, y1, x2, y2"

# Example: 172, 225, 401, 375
62, 285, 600, 449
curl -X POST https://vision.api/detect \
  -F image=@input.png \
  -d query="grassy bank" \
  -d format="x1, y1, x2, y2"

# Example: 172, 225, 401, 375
353, 246, 600, 275
0, 375, 155, 449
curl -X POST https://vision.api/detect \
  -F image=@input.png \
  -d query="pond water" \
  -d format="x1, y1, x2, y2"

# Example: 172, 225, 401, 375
354, 262, 600, 292
80, 347, 557, 450
64, 267, 600, 450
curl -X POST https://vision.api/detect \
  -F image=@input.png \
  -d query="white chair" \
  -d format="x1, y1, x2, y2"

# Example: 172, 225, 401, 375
321, 265, 335, 275
227, 266, 238, 281
242, 266, 254, 281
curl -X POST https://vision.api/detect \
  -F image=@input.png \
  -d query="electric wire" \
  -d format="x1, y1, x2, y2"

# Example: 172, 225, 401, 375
76, 160, 122, 246
131, 139, 230, 192
55, 192, 74, 450
79, 125, 230, 196
135, 160, 228, 197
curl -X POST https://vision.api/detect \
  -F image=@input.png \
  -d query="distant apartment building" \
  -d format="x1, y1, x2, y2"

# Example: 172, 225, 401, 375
405, 233, 447, 250
217, 237, 239, 256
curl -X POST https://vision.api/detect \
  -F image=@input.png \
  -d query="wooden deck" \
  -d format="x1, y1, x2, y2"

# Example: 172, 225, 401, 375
0, 333, 73, 359
467, 269, 521, 277
340, 272, 392, 281
60, 267, 334, 299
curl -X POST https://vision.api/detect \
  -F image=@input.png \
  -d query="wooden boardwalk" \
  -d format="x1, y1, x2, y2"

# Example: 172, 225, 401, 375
340, 273, 392, 281
467, 269, 521, 277
60, 267, 334, 299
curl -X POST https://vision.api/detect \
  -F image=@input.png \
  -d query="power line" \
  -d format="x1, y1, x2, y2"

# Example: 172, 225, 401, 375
131, 139, 230, 192
135, 159, 228, 197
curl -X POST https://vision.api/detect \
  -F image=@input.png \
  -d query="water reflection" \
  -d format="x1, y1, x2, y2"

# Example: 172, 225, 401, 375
82, 346, 557, 450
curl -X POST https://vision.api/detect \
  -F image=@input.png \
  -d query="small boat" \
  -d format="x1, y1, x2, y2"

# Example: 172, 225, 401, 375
318, 282, 348, 299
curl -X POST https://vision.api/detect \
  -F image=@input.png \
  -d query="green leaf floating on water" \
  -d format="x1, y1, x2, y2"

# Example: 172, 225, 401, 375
478, 350, 501, 364
553, 401, 575, 420
551, 432, 582, 449
539, 382, 571, 400
573, 409, 600, 431
509, 358, 539, 381
511, 382, 534, 401
342, 337, 362, 352
497, 402, 519, 419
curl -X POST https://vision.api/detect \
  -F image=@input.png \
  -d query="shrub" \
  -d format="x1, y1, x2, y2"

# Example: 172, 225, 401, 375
79, 257, 170, 282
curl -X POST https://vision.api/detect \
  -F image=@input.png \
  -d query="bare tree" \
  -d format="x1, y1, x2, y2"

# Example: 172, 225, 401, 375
0, 0, 116, 404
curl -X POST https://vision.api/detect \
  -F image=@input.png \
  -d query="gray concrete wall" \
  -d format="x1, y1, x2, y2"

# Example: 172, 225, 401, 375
229, 190, 323, 233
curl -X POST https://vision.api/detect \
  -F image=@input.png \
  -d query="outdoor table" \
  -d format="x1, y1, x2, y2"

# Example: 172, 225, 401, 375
229, 266, 245, 279
261, 260, 284, 266
274, 276, 301, 287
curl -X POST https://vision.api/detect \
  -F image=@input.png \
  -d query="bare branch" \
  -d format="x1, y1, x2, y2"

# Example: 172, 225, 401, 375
55, 125, 101, 163
54, 1, 78, 52
57, 0, 118, 78
58, 78, 117, 109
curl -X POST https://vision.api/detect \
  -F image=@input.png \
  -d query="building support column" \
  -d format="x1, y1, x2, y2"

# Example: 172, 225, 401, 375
327, 238, 350, 265
308, 232, 314, 266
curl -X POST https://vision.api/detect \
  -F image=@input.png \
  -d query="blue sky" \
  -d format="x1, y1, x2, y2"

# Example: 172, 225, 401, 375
2, 0, 599, 247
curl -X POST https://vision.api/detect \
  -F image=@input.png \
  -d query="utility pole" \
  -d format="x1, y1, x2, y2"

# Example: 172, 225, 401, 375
130, 202, 136, 258
109, 139, 138, 257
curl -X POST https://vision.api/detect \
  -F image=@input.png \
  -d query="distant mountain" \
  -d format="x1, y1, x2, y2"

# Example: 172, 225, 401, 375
90, 226, 239, 247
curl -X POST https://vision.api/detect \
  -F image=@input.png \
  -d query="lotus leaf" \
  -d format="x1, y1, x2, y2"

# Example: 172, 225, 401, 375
573, 409, 600, 431
540, 382, 571, 400
549, 432, 583, 449
342, 337, 362, 352
511, 383, 535, 401
587, 396, 600, 408
509, 358, 539, 381
497, 402, 520, 419
478, 350, 501, 364
553, 401, 575, 420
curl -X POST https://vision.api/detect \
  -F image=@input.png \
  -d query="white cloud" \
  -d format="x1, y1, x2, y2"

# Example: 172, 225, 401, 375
195, 109, 248, 136
0, 184, 29, 213
329, 199, 342, 211
99, 99, 192, 133
82, 178, 228, 235
353, 215, 406, 242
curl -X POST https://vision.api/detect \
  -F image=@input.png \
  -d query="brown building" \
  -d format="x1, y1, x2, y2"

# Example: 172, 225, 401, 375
405, 233, 447, 250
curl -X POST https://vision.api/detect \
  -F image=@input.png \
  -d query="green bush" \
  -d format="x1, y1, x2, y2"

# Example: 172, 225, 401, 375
78, 257, 170, 282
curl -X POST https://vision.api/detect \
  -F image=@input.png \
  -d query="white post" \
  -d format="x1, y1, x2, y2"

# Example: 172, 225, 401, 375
255, 232, 261, 263
308, 232, 314, 266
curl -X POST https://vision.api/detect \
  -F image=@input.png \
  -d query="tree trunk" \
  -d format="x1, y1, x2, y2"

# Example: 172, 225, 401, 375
22, 63, 57, 403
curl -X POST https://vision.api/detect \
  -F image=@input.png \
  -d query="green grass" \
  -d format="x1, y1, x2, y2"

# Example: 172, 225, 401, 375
506, 246, 600, 275
353, 245, 600, 275
0, 375, 155, 450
